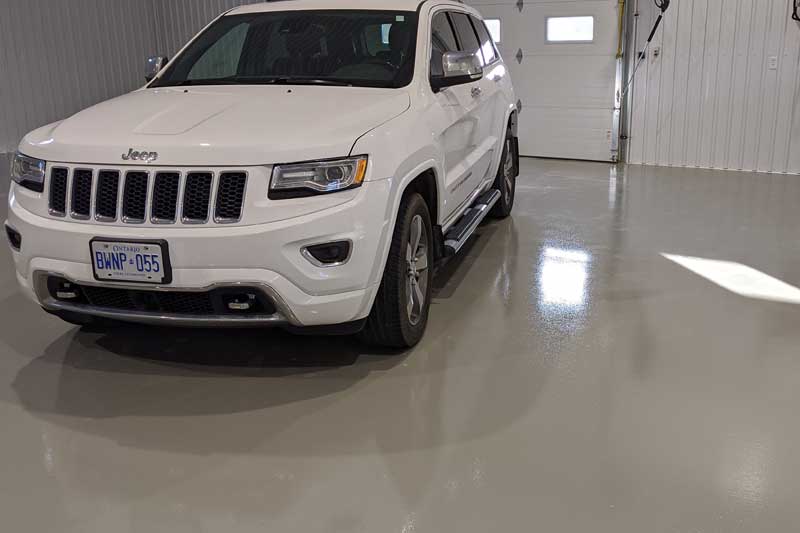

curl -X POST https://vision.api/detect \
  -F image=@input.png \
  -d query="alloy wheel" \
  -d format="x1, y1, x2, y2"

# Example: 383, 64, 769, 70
405, 214, 429, 326
503, 139, 515, 204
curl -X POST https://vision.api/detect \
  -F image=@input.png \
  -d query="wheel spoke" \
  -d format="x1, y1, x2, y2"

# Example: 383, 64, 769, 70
416, 252, 429, 272
404, 213, 429, 326
504, 142, 514, 177
412, 279, 424, 317
410, 216, 422, 257
407, 278, 415, 319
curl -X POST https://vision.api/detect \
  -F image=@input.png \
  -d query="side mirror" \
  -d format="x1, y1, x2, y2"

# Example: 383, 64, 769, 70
145, 55, 168, 83
431, 51, 483, 92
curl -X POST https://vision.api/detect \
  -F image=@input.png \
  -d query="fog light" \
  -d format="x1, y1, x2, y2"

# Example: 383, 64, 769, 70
54, 281, 79, 300
302, 241, 351, 266
5, 225, 21, 251
224, 293, 257, 312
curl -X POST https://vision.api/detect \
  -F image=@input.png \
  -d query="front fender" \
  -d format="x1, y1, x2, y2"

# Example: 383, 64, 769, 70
350, 111, 445, 303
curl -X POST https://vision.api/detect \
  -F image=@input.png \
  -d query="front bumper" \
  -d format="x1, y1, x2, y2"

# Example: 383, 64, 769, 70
7, 180, 393, 327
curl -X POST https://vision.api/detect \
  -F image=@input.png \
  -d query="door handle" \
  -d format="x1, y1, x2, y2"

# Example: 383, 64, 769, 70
471, 87, 483, 98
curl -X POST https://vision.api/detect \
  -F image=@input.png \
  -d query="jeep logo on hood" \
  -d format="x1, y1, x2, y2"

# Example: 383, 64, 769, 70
122, 148, 158, 163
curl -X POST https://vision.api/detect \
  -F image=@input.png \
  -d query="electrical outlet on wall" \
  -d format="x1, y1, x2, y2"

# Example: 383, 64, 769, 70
768, 56, 778, 70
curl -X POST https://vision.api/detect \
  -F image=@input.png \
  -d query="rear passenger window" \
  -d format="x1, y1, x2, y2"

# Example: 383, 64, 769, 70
470, 16, 497, 65
430, 12, 459, 77
449, 12, 483, 65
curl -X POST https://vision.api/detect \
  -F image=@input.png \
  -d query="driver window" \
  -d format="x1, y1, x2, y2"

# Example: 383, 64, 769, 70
449, 12, 484, 66
430, 12, 459, 78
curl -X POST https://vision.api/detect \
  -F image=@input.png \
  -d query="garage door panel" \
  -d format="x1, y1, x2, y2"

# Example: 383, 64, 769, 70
471, 2, 618, 54
519, 107, 612, 161
467, 0, 618, 161
500, 54, 615, 109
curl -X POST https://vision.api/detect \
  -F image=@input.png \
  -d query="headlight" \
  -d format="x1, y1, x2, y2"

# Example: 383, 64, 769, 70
270, 156, 368, 199
11, 152, 46, 193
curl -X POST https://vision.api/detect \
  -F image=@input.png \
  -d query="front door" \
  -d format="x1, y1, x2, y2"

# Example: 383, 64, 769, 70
430, 9, 498, 224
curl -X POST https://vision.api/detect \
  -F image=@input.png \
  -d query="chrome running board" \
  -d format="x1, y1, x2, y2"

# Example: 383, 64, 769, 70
443, 189, 501, 256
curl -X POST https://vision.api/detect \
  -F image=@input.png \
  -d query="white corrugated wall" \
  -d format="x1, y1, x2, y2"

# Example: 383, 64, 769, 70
626, 0, 800, 174
0, 0, 261, 157
4, 0, 799, 175
0, 0, 162, 156
153, 0, 265, 57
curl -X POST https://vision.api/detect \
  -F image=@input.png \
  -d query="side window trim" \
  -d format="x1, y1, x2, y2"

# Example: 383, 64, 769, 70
428, 9, 461, 79
468, 16, 499, 66
448, 11, 486, 67
446, 12, 462, 50
481, 20, 501, 65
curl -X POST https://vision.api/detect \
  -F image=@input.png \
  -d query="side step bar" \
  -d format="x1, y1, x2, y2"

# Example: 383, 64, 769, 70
443, 189, 501, 256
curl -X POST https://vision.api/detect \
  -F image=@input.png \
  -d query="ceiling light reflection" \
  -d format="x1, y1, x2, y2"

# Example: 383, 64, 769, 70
538, 247, 590, 310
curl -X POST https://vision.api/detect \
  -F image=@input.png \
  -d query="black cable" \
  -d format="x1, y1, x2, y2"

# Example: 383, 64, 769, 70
621, 0, 672, 97
647, 0, 671, 43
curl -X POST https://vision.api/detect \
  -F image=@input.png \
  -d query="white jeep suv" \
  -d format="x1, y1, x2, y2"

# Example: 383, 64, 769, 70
6, 0, 518, 348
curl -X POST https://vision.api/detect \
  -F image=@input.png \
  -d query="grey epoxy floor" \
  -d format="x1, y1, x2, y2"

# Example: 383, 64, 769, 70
2, 159, 800, 532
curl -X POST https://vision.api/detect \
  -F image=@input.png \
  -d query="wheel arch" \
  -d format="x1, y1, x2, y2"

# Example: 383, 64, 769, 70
507, 106, 519, 138
401, 168, 439, 226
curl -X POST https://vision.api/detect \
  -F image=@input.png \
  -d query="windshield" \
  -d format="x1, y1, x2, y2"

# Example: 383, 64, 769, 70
151, 10, 418, 89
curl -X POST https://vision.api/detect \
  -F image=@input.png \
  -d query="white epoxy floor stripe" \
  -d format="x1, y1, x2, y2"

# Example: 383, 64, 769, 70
663, 254, 800, 305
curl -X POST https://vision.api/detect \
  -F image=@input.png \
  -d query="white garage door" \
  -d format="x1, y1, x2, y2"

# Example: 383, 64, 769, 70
467, 0, 619, 161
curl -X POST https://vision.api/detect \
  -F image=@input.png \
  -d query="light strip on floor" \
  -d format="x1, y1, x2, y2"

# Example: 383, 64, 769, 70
662, 254, 800, 305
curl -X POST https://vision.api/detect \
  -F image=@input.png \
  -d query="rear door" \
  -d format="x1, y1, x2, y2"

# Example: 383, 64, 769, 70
469, 13, 505, 185
467, 0, 619, 161
448, 12, 497, 195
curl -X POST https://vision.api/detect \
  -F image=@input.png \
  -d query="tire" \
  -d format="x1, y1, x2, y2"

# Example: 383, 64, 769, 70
490, 127, 517, 218
360, 192, 434, 349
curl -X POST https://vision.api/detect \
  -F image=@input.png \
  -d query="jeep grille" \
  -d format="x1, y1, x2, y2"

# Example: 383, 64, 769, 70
47, 167, 247, 225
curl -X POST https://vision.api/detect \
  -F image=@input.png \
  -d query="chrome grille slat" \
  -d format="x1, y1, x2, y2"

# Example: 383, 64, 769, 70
49, 168, 69, 216
70, 169, 93, 219
151, 172, 181, 224
122, 171, 149, 223
182, 172, 214, 223
215, 172, 247, 223
47, 167, 247, 225
95, 170, 120, 221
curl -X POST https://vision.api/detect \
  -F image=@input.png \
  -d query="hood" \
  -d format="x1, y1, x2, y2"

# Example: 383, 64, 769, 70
20, 86, 410, 166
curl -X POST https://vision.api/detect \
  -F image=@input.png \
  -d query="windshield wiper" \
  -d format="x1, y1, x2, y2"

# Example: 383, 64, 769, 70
257, 77, 353, 87
154, 77, 244, 88
154, 76, 354, 88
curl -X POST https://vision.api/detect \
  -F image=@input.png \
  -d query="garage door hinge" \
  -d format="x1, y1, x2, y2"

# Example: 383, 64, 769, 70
516, 0, 524, 12
516, 49, 524, 64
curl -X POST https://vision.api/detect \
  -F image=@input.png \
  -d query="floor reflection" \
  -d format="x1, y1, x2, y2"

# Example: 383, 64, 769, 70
538, 247, 591, 311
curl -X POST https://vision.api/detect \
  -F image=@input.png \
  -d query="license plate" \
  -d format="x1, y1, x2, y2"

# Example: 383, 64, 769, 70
90, 239, 172, 284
